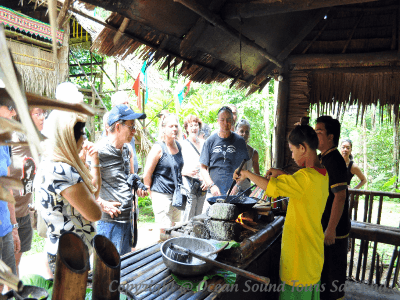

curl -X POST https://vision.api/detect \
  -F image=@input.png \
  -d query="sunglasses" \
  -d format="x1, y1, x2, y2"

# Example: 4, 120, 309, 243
121, 123, 136, 131
8, 105, 15, 111
31, 112, 48, 118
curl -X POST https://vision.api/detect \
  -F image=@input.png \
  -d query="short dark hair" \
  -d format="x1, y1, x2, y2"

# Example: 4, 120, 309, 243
288, 125, 319, 150
316, 115, 341, 147
217, 106, 233, 118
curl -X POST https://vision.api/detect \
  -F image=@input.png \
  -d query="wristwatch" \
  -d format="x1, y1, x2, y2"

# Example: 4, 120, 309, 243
12, 223, 19, 229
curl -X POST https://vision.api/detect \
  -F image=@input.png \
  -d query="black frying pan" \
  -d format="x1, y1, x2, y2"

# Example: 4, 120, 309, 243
207, 195, 258, 211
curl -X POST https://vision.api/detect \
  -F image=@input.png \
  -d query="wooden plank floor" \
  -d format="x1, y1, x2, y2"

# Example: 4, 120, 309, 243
344, 281, 400, 300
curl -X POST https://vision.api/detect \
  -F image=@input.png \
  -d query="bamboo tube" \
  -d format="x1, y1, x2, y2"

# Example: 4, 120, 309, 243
92, 235, 121, 300
52, 232, 90, 300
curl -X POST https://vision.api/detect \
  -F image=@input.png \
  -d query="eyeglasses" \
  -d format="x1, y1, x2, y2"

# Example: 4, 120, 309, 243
31, 112, 48, 118
8, 105, 15, 111
121, 123, 136, 131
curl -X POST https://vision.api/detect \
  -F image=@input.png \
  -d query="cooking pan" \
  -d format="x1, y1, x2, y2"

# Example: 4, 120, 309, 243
207, 195, 257, 211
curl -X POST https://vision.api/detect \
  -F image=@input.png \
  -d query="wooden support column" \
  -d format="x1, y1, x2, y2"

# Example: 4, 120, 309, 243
274, 64, 290, 168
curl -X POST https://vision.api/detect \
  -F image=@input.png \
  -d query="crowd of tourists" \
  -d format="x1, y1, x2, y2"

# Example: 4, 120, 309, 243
0, 81, 367, 299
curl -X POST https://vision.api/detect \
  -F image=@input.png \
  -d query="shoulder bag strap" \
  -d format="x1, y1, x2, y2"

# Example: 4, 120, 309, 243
160, 142, 179, 190
186, 139, 201, 156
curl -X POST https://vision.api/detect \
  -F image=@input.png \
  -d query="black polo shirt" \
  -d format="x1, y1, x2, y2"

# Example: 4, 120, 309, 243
319, 147, 351, 237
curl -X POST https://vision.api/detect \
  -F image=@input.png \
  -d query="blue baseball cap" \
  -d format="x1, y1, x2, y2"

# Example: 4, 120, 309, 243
107, 104, 146, 126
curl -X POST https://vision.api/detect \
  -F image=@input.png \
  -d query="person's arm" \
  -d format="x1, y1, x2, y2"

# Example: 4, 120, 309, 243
234, 169, 270, 191
351, 163, 367, 189
83, 141, 101, 199
200, 164, 221, 196
127, 143, 148, 198
324, 189, 346, 245
143, 144, 162, 197
7, 167, 20, 254
252, 149, 260, 175
61, 182, 102, 222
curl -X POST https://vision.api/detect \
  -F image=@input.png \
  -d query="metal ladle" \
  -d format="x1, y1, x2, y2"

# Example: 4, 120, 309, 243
169, 244, 270, 285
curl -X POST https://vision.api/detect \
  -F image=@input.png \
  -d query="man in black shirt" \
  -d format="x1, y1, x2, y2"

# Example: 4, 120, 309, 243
315, 116, 350, 300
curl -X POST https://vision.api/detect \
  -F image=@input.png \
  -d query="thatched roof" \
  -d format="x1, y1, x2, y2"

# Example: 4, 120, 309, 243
73, 0, 400, 102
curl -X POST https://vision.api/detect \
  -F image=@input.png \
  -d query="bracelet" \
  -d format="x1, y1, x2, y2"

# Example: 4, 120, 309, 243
209, 183, 215, 189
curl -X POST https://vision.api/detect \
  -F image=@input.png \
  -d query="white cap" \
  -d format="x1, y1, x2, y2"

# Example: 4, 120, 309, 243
111, 91, 129, 107
55, 82, 83, 103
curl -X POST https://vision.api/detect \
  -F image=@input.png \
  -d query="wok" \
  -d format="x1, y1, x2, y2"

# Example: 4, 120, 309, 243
207, 195, 257, 211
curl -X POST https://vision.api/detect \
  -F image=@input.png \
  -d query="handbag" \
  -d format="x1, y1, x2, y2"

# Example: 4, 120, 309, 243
161, 142, 187, 211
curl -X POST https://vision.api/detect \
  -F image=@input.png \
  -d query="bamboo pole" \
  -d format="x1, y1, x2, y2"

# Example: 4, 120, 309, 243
52, 232, 89, 300
92, 235, 121, 300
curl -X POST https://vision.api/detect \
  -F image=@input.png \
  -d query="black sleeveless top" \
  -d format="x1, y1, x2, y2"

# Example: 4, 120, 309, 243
346, 161, 354, 185
151, 142, 184, 194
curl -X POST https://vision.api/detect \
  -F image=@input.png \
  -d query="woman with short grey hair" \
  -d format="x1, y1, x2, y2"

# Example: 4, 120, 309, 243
234, 119, 260, 194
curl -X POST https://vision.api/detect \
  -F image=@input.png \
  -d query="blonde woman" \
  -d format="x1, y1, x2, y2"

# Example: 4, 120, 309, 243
35, 111, 102, 275
144, 114, 183, 228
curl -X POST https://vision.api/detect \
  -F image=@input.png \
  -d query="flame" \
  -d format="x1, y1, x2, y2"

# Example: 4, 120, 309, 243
236, 213, 258, 232
236, 213, 245, 225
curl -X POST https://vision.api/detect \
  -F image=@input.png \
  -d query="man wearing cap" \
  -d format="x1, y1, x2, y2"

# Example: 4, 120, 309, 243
110, 91, 140, 174
0, 99, 19, 285
95, 104, 147, 255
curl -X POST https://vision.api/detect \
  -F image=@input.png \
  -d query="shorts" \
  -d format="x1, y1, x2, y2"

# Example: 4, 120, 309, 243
151, 191, 181, 228
17, 215, 33, 253
280, 281, 321, 300
0, 231, 17, 275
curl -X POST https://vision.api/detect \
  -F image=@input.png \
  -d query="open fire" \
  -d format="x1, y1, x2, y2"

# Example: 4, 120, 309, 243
235, 212, 259, 233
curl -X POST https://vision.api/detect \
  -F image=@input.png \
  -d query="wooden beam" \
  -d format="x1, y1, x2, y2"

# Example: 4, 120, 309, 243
69, 72, 100, 77
342, 13, 364, 53
5, 30, 53, 50
180, 0, 227, 57
57, 0, 74, 28
70, 63, 103, 67
69, 7, 261, 89
302, 17, 331, 54
310, 66, 400, 74
398, 0, 400, 53
174, 0, 283, 68
222, 0, 378, 20
253, 8, 329, 82
288, 51, 400, 65
113, 17, 130, 46
274, 64, 289, 169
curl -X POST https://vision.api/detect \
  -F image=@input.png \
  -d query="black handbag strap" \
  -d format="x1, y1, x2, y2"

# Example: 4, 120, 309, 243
186, 139, 201, 156
160, 141, 180, 190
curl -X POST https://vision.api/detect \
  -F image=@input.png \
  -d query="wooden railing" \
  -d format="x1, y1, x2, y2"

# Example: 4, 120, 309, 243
347, 189, 400, 289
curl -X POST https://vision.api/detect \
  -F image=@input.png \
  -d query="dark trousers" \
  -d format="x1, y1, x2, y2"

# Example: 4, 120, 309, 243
320, 238, 348, 300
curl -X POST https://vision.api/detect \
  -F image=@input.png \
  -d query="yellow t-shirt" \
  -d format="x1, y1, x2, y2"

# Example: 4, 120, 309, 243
266, 167, 329, 287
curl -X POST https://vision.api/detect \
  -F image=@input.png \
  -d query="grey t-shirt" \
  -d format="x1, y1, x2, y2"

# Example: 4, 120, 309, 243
97, 138, 132, 222
199, 132, 249, 195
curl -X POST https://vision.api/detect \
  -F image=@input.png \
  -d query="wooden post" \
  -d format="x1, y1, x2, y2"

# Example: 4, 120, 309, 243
274, 65, 289, 168
115, 60, 119, 91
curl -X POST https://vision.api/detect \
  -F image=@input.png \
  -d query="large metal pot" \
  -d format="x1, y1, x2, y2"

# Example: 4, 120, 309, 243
161, 237, 217, 277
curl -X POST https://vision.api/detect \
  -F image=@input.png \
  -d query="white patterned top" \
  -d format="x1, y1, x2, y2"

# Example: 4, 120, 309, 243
35, 160, 96, 255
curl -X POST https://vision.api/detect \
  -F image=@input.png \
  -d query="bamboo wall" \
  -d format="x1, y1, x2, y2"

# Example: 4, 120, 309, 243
284, 71, 310, 173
